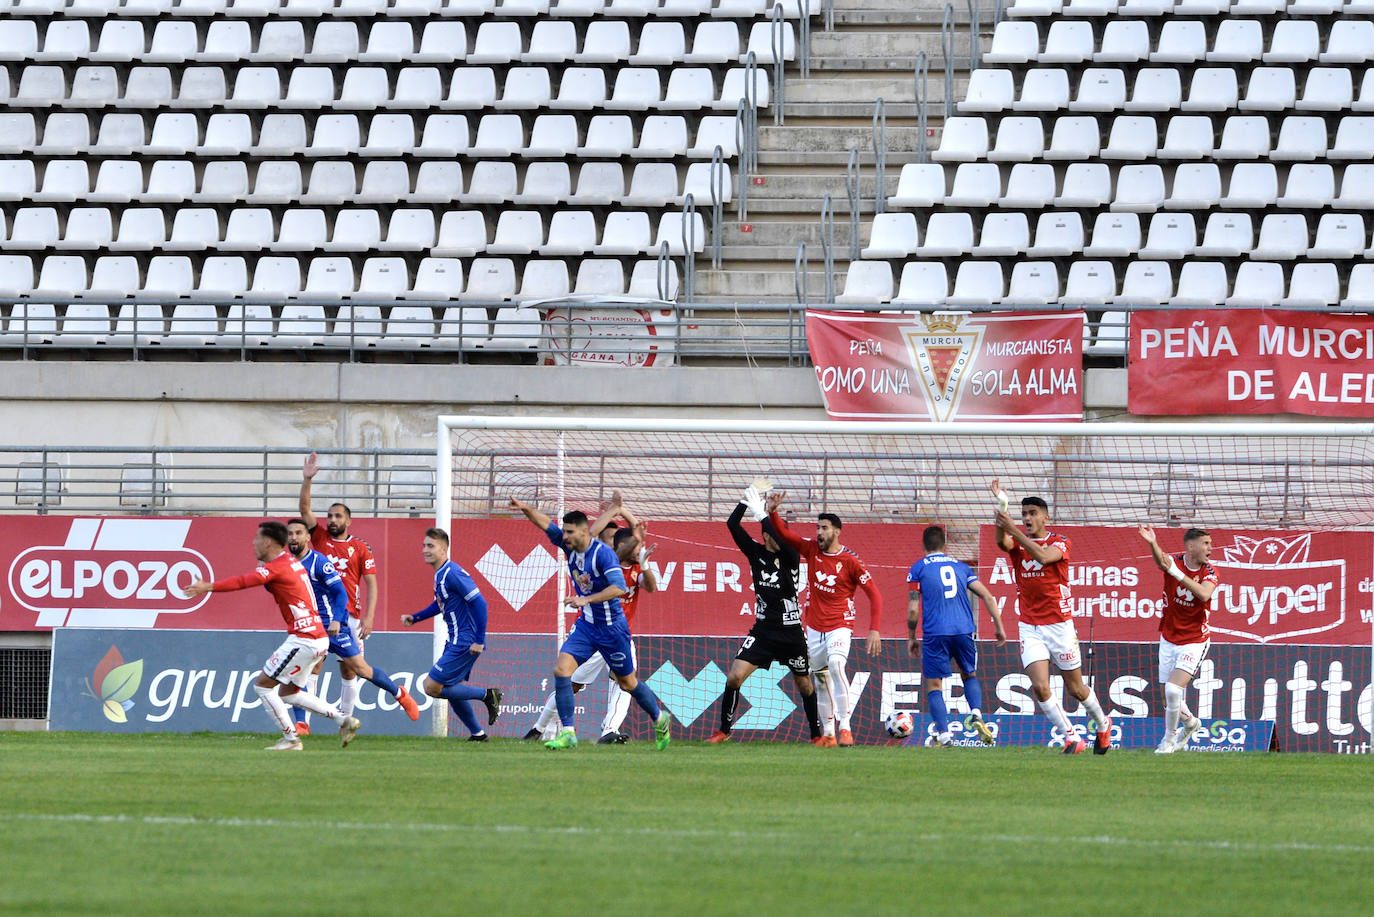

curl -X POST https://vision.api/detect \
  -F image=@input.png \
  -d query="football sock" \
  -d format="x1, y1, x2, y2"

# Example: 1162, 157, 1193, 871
963, 675, 984, 717
603, 681, 632, 735
339, 677, 360, 718
1164, 682, 1184, 739
296, 672, 318, 726
927, 689, 950, 735
814, 671, 835, 735
554, 675, 576, 727
719, 684, 741, 733
827, 654, 851, 730
534, 692, 560, 731
629, 680, 661, 721
367, 665, 399, 697
440, 682, 485, 703
254, 684, 296, 736
283, 688, 342, 722
801, 687, 823, 738
1080, 689, 1108, 728
1037, 696, 1073, 735
450, 699, 482, 735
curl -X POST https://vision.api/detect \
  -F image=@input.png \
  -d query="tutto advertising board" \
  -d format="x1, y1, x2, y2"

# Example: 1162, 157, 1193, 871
50, 631, 1368, 753
976, 524, 1374, 646
1129, 308, 1374, 418
805, 309, 1084, 422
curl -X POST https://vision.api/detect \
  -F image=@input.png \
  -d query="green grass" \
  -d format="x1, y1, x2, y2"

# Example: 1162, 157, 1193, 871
1, 733, 1370, 917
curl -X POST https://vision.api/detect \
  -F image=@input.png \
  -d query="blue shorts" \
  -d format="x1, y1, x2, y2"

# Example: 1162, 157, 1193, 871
559, 617, 635, 677
328, 623, 362, 659
429, 643, 481, 686
922, 633, 977, 680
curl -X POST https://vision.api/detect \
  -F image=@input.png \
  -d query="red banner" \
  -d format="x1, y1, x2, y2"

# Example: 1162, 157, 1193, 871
1130, 309, 1374, 417
0, 515, 917, 640
977, 524, 1374, 645
806, 309, 1084, 422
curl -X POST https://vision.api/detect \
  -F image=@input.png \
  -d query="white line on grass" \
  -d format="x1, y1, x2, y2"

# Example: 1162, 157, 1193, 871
3, 813, 1371, 856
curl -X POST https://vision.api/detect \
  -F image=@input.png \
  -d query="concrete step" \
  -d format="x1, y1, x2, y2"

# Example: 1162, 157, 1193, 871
829, 7, 986, 25
720, 220, 867, 247
756, 149, 930, 166
696, 268, 835, 299
787, 75, 961, 105
828, 0, 982, 13
809, 30, 975, 61
758, 123, 927, 152
745, 173, 896, 200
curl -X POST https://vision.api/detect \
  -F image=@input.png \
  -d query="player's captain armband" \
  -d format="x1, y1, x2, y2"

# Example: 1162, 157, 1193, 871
1165, 559, 1186, 582
995, 490, 1010, 513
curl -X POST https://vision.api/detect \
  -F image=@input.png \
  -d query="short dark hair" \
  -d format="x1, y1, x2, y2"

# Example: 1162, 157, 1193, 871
329, 502, 352, 518
287, 517, 309, 529
818, 512, 842, 529
258, 521, 289, 547
601, 519, 620, 530
1021, 496, 1048, 512
563, 510, 590, 527
424, 527, 450, 546
1184, 527, 1210, 543
923, 525, 946, 552
613, 527, 635, 548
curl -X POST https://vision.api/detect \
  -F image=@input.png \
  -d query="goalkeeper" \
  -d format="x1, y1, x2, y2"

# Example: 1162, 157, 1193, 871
708, 480, 826, 745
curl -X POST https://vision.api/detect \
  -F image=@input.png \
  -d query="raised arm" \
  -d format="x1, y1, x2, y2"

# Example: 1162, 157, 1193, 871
1138, 525, 1217, 602
765, 492, 807, 553
299, 452, 320, 530
590, 489, 626, 538
727, 502, 760, 554
989, 477, 1015, 552
509, 496, 552, 531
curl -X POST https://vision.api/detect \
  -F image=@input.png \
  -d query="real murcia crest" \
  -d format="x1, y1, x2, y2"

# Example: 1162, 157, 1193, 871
901, 312, 984, 422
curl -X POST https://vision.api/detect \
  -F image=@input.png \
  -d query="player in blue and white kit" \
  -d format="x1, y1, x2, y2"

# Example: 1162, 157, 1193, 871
511, 497, 672, 751
286, 519, 420, 735
906, 525, 1006, 747
401, 527, 503, 741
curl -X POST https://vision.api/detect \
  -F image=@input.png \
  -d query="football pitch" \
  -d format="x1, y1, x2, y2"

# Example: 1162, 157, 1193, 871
1, 733, 1370, 917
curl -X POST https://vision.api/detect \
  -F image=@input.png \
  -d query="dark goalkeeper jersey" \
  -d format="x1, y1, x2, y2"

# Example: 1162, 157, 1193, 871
727, 502, 802, 630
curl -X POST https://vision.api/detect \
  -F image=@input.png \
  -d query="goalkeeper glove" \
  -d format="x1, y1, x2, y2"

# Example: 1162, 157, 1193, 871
994, 489, 1010, 514
741, 485, 767, 521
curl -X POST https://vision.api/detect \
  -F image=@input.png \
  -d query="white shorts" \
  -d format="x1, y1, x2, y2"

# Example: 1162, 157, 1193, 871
1019, 620, 1082, 671
1159, 637, 1209, 683
265, 635, 329, 688
806, 626, 852, 672
572, 641, 637, 685
348, 615, 364, 650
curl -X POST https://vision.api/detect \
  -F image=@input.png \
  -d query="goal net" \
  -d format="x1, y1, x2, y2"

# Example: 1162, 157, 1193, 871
434, 418, 1374, 753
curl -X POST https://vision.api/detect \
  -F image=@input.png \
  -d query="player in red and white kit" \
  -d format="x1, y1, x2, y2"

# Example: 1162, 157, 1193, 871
767, 490, 882, 747
297, 453, 379, 733
184, 520, 360, 751
991, 479, 1112, 755
524, 492, 658, 743
1138, 525, 1219, 754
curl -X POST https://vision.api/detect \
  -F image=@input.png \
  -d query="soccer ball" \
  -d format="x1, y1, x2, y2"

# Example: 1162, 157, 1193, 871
885, 711, 914, 739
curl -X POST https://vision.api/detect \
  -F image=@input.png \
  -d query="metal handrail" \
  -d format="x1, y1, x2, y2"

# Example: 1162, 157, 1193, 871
824, 0, 834, 31
994, 0, 1004, 25
682, 193, 697, 303
796, 0, 811, 78
709, 145, 726, 270
846, 147, 861, 262
770, 3, 787, 126
941, 3, 956, 120
967, 0, 981, 71
915, 51, 930, 164
794, 241, 808, 306
743, 51, 759, 174
735, 101, 750, 220
820, 193, 835, 304
656, 240, 673, 303
872, 97, 887, 216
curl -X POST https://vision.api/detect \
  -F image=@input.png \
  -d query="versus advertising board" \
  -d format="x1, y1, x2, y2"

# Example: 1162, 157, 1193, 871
1129, 308, 1374, 418
805, 309, 1084, 421
50, 631, 1366, 753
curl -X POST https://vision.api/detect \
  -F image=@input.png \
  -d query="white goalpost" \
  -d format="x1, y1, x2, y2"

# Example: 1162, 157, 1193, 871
431, 417, 1374, 746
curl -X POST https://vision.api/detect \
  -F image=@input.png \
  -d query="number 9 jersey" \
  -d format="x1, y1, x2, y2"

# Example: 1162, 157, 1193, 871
907, 552, 979, 637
